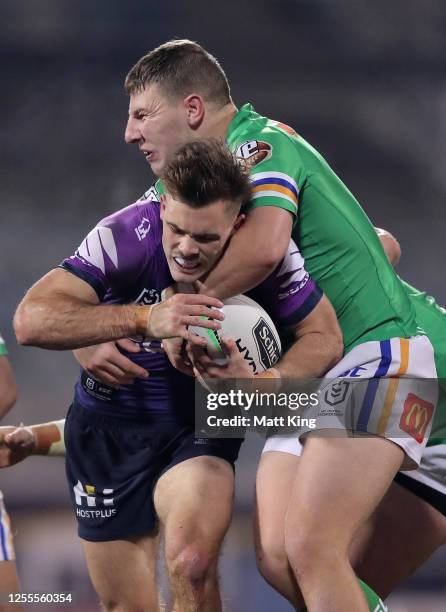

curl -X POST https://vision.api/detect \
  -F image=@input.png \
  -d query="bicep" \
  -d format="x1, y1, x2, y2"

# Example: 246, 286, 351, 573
244, 206, 293, 262
24, 268, 100, 305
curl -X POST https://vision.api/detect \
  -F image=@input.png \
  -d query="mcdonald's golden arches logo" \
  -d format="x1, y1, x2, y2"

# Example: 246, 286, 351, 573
399, 393, 434, 443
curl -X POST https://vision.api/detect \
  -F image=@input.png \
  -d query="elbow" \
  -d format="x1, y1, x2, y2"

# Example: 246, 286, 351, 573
14, 301, 39, 346
327, 328, 344, 369
318, 324, 343, 372
258, 240, 288, 272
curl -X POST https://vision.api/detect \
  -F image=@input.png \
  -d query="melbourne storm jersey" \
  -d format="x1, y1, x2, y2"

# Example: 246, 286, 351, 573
61, 200, 322, 420
225, 104, 421, 352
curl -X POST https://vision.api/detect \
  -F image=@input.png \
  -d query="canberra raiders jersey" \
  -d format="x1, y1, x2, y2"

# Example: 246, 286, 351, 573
0, 333, 7, 356
61, 199, 322, 419
402, 279, 446, 444
225, 103, 420, 352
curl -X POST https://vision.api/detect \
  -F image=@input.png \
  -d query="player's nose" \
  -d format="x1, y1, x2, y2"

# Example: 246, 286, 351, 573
178, 236, 199, 258
124, 118, 140, 144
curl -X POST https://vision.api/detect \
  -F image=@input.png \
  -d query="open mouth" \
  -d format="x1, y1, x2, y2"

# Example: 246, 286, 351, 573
173, 256, 200, 271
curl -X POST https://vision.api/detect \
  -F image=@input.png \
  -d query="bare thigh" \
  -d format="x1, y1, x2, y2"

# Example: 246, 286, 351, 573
82, 534, 159, 611
351, 480, 446, 598
154, 455, 234, 556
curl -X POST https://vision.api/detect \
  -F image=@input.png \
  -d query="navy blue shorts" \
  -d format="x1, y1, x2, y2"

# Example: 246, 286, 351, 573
65, 402, 243, 542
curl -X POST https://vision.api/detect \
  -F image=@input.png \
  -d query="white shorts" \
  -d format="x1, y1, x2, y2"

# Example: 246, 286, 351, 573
263, 336, 438, 469
0, 490, 15, 562
400, 442, 446, 495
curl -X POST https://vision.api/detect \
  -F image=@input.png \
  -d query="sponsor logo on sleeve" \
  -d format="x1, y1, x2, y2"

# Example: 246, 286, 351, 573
236, 140, 272, 169
399, 393, 434, 443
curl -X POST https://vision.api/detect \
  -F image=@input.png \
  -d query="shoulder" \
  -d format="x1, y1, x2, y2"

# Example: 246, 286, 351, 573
69, 200, 162, 280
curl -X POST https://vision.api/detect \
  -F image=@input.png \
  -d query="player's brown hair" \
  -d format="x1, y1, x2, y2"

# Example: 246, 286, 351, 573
124, 39, 231, 105
161, 139, 251, 212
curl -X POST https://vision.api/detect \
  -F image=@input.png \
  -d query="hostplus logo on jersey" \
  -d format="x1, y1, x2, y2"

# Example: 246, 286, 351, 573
74, 481, 116, 519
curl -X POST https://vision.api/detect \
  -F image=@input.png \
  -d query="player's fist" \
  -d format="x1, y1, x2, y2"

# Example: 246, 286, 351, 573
0, 425, 36, 467
146, 294, 225, 343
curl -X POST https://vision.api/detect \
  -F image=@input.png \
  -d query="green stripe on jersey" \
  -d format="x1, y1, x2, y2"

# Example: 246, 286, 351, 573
0, 334, 7, 356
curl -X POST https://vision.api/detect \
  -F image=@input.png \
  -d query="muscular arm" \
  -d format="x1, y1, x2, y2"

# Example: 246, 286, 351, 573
199, 207, 293, 299
272, 294, 343, 380
0, 356, 18, 419
14, 269, 223, 350
14, 268, 147, 350
192, 294, 343, 384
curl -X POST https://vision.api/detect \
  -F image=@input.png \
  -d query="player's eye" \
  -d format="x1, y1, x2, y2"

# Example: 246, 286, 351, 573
194, 236, 218, 244
168, 223, 183, 235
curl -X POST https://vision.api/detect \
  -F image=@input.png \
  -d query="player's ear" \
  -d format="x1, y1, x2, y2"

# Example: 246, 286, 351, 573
160, 195, 166, 218
231, 214, 246, 236
183, 94, 205, 130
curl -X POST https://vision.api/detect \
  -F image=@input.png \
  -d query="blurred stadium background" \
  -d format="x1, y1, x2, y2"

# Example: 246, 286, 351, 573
1, 1, 445, 609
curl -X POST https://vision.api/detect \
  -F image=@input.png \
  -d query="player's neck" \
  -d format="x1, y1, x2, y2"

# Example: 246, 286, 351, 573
198, 102, 237, 140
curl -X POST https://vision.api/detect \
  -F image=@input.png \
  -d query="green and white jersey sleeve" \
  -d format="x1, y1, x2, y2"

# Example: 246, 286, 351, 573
226, 103, 305, 219
227, 104, 421, 350
0, 333, 8, 356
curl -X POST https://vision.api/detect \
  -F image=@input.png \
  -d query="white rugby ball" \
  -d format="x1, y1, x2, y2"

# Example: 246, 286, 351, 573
189, 294, 281, 375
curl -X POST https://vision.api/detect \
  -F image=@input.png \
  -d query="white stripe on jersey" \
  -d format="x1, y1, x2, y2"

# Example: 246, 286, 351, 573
250, 171, 299, 194
276, 240, 307, 288
250, 189, 298, 210
76, 226, 118, 274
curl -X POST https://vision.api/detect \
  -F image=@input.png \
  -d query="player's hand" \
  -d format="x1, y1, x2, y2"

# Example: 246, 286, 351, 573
73, 339, 149, 388
188, 336, 254, 387
0, 425, 36, 467
148, 294, 224, 343
162, 337, 194, 376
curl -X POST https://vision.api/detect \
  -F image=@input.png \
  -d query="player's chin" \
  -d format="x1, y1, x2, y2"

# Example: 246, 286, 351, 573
168, 261, 204, 283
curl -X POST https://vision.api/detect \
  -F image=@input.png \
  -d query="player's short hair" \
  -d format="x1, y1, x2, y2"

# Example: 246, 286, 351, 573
161, 139, 251, 212
124, 39, 231, 105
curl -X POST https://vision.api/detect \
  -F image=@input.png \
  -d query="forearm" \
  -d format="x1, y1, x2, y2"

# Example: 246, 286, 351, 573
202, 234, 277, 299
274, 331, 342, 379
14, 295, 148, 350
200, 207, 292, 299
30, 419, 66, 457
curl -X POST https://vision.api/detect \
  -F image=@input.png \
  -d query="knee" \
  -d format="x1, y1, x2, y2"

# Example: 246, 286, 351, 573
101, 599, 148, 612
285, 527, 344, 581
167, 544, 216, 586
256, 537, 289, 587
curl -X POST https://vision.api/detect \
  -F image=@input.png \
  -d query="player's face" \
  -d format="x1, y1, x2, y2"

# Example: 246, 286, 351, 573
125, 84, 192, 176
161, 195, 244, 283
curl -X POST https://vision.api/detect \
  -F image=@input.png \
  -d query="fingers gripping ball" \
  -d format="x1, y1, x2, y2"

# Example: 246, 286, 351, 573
189, 295, 281, 374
